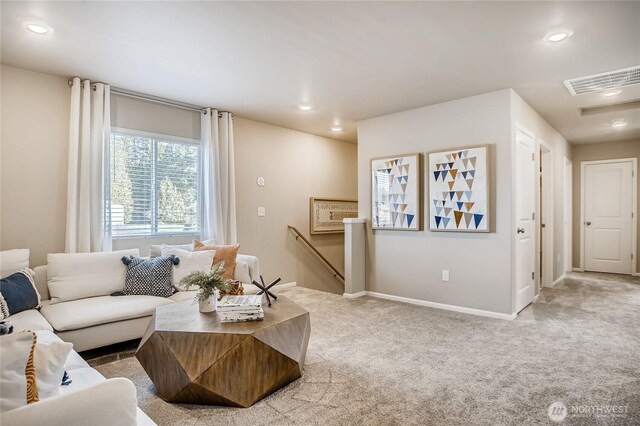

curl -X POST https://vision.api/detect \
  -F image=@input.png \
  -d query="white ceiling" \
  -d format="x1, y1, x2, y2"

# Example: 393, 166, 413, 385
2, 1, 639, 144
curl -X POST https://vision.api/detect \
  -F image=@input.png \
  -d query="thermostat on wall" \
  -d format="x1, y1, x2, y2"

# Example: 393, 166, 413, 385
256, 177, 265, 187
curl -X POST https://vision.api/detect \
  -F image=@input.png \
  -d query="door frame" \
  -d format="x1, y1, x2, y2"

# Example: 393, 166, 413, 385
579, 158, 637, 274
564, 157, 573, 273
538, 140, 554, 288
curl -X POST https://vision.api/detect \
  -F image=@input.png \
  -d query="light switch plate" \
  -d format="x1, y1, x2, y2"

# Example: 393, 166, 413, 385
257, 207, 266, 217
442, 270, 450, 282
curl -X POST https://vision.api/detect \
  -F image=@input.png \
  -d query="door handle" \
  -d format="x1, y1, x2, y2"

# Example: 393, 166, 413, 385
517, 227, 525, 234
585, 221, 591, 226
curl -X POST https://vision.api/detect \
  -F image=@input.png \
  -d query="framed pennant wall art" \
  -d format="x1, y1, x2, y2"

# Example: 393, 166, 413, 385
371, 153, 421, 230
428, 145, 490, 232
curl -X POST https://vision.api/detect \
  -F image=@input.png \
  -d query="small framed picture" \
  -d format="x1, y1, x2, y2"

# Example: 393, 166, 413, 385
371, 153, 422, 230
309, 198, 358, 234
428, 144, 490, 232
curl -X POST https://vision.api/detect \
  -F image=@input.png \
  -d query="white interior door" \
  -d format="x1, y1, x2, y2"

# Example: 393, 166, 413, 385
584, 160, 633, 274
515, 128, 536, 313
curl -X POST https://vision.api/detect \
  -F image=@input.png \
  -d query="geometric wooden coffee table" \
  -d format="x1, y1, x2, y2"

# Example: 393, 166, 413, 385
135, 295, 310, 407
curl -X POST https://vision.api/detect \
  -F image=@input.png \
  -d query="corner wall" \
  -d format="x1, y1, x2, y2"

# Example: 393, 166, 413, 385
357, 90, 513, 315
510, 90, 572, 284
571, 140, 640, 272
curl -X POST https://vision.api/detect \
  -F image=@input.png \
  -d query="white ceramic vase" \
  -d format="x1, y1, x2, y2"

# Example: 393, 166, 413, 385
198, 289, 218, 313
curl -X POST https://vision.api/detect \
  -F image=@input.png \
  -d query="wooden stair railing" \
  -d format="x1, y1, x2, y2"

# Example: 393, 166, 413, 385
287, 225, 345, 282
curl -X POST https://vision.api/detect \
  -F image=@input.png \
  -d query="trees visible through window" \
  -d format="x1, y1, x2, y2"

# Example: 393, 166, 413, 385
110, 131, 200, 237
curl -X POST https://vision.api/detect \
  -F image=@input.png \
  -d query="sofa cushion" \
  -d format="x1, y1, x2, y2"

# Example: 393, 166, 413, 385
40, 295, 173, 332
58, 367, 106, 396
1, 270, 41, 319
167, 290, 199, 302
8, 309, 53, 332
47, 249, 139, 305
167, 285, 260, 304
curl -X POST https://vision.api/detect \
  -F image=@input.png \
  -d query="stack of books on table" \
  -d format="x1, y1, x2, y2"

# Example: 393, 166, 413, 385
218, 295, 264, 322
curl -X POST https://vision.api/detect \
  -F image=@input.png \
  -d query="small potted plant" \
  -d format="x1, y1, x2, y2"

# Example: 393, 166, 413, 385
180, 261, 232, 313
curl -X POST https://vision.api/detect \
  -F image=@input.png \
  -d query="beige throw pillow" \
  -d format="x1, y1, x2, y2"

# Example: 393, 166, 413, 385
193, 240, 240, 280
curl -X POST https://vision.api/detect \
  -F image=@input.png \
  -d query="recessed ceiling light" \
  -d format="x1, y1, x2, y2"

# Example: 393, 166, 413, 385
331, 126, 343, 132
602, 89, 621, 97
545, 30, 573, 43
25, 23, 50, 34
611, 119, 627, 128
298, 104, 312, 111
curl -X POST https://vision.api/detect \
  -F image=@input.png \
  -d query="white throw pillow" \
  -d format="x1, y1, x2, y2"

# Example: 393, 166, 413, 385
234, 261, 252, 283
0, 249, 30, 279
149, 239, 216, 258
161, 247, 215, 291
0, 332, 34, 412
149, 243, 192, 258
47, 249, 140, 305
33, 339, 73, 399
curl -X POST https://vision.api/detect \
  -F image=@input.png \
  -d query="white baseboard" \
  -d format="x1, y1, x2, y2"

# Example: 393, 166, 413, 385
572, 267, 584, 272
275, 282, 297, 289
365, 291, 517, 321
547, 274, 566, 288
632, 273, 640, 277
343, 291, 366, 299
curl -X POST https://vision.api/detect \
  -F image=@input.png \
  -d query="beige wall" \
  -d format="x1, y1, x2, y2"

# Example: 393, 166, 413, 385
234, 117, 357, 294
1, 65, 70, 266
1, 65, 358, 294
357, 90, 514, 315
571, 140, 640, 273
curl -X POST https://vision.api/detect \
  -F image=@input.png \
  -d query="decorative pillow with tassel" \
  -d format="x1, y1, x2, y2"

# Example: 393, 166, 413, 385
112, 255, 179, 298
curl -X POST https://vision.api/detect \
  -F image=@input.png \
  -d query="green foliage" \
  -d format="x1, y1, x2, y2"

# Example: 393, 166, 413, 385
159, 177, 186, 224
180, 262, 232, 301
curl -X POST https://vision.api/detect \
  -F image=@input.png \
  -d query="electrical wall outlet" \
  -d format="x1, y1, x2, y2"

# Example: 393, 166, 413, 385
257, 207, 266, 217
442, 270, 450, 282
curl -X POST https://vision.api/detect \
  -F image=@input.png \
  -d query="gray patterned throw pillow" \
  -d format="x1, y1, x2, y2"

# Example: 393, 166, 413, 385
113, 256, 180, 298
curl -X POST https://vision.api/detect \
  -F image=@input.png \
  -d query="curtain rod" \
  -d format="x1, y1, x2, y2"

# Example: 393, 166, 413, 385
67, 78, 231, 115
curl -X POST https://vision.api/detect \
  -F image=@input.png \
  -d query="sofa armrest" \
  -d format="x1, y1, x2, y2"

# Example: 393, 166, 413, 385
32, 265, 49, 301
1, 378, 139, 426
237, 254, 260, 283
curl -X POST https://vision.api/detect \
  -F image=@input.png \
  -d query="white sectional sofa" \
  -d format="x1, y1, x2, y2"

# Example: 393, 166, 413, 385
32, 254, 260, 351
1, 248, 260, 425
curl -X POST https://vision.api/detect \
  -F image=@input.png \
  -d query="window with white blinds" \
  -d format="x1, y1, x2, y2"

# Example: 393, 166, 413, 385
109, 130, 201, 238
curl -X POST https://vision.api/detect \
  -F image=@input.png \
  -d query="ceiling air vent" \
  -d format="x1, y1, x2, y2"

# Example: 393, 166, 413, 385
563, 65, 640, 95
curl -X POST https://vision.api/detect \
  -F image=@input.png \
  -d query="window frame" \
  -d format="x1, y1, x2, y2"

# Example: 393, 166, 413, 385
109, 127, 202, 240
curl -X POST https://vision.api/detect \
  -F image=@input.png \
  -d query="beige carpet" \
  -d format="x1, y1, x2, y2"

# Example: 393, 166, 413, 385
93, 272, 640, 425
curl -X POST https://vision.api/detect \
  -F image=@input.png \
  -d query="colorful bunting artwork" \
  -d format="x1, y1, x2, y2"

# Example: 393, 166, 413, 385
372, 153, 421, 230
428, 145, 490, 232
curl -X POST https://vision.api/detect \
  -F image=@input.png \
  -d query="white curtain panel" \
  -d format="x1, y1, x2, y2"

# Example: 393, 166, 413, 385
65, 77, 112, 253
200, 108, 237, 245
